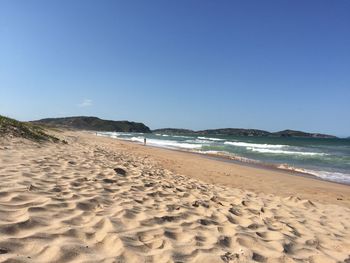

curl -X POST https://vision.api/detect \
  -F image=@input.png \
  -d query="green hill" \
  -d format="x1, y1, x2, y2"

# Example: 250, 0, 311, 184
33, 116, 151, 133
153, 128, 195, 134
271, 129, 337, 138
0, 115, 60, 142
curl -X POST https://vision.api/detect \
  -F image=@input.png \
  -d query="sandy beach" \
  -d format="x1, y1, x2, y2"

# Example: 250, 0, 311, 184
0, 130, 349, 263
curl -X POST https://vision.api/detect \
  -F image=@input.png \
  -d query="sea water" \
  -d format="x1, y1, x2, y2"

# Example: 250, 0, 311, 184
97, 131, 350, 184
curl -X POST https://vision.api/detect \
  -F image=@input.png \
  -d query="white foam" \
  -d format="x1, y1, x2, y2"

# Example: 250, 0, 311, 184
173, 135, 192, 138
247, 147, 325, 156
308, 171, 350, 183
155, 133, 169, 137
129, 136, 144, 143
278, 164, 350, 184
116, 133, 135, 136
187, 139, 212, 144
224, 141, 286, 149
97, 132, 135, 137
100, 134, 201, 150
198, 136, 224, 141
146, 139, 202, 149
199, 150, 229, 155
96, 132, 118, 138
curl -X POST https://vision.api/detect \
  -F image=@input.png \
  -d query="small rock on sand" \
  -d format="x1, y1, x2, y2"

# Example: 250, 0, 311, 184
0, 247, 8, 254
103, 178, 117, 184
114, 167, 127, 176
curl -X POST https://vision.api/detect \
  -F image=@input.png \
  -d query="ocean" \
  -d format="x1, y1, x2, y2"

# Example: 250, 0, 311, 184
97, 131, 350, 185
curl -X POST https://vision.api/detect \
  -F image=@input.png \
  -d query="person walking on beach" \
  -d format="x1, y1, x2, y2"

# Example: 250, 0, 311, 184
144, 137, 147, 145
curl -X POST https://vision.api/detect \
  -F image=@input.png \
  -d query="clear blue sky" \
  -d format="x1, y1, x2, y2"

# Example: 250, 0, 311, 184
1, 1, 349, 136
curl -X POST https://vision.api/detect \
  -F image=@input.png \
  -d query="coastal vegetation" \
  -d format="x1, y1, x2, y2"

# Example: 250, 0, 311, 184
0, 115, 60, 142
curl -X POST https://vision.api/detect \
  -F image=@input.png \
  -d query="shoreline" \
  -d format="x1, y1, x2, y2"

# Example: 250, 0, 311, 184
90, 131, 350, 208
196, 151, 350, 186
96, 132, 350, 187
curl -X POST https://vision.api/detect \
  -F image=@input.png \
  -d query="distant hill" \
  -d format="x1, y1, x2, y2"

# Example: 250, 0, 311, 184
153, 128, 195, 134
197, 128, 271, 137
33, 116, 151, 133
152, 128, 336, 138
271, 129, 336, 138
0, 115, 60, 142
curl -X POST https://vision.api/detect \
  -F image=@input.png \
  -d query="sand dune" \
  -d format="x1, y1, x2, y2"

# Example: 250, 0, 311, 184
0, 133, 349, 262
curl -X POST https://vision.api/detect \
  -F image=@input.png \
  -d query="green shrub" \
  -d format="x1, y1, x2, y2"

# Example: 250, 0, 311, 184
0, 115, 60, 142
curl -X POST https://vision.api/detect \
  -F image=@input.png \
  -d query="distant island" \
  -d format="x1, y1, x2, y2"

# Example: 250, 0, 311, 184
153, 128, 337, 138
33, 116, 151, 133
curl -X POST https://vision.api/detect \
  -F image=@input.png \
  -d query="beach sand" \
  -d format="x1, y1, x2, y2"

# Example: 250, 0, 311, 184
0, 130, 349, 262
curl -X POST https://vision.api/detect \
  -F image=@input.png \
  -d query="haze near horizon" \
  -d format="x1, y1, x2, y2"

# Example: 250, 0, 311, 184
1, 1, 349, 136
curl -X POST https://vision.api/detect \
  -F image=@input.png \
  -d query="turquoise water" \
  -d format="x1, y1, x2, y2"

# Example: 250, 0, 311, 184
97, 132, 350, 184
